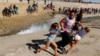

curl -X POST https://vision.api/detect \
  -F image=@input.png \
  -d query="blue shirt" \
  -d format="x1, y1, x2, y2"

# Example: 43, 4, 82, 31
78, 29, 86, 38
47, 29, 61, 41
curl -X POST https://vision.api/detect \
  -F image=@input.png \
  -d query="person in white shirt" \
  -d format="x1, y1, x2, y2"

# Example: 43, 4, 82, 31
57, 11, 76, 54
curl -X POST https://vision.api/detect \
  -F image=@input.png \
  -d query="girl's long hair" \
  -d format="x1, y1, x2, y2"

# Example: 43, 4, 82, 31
49, 22, 59, 31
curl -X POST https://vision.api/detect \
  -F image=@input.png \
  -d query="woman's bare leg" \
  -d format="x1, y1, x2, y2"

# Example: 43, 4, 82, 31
67, 40, 80, 54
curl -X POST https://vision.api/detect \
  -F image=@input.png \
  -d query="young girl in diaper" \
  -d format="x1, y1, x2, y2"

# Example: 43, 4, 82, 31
67, 27, 90, 54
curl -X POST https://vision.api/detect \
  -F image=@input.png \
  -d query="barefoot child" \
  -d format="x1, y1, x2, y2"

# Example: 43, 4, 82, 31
37, 22, 60, 56
67, 27, 90, 54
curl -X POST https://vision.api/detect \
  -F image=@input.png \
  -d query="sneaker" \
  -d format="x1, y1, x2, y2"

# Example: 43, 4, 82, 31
58, 46, 67, 54
61, 47, 67, 54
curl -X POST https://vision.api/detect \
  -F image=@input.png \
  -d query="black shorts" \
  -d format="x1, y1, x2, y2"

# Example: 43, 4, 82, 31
57, 31, 73, 47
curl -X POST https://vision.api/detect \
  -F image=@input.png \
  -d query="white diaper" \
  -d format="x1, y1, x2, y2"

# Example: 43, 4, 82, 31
74, 34, 81, 40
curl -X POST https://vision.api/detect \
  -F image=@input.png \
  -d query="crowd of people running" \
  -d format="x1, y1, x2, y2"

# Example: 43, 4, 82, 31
58, 7, 100, 15
36, 8, 90, 56
2, 1, 38, 17
2, 4, 18, 17
2, 1, 100, 17
26, 1, 38, 14
44, 2, 55, 10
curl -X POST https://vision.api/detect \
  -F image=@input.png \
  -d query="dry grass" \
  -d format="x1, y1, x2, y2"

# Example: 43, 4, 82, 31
0, 13, 52, 36
0, 3, 52, 36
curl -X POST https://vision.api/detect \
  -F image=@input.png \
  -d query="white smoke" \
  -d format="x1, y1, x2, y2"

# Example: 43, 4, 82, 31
17, 17, 62, 35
